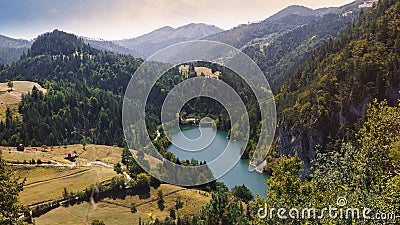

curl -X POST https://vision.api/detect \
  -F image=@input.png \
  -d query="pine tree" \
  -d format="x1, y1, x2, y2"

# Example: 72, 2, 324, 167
0, 157, 25, 224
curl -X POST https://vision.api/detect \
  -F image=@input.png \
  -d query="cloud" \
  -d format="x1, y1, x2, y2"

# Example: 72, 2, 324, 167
0, 0, 355, 40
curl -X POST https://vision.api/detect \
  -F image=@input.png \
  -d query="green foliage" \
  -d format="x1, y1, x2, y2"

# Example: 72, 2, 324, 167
355, 100, 400, 185
244, 12, 357, 89
275, 0, 400, 169
231, 184, 254, 203
29, 29, 96, 57
135, 173, 151, 191
110, 175, 126, 190
265, 156, 302, 208
91, 219, 105, 225
7, 80, 13, 90
249, 100, 400, 224
208, 14, 319, 49
114, 162, 122, 174
175, 196, 183, 210
198, 187, 248, 225
0, 157, 25, 225
130, 203, 137, 214
0, 30, 141, 147
157, 189, 165, 210
169, 207, 176, 220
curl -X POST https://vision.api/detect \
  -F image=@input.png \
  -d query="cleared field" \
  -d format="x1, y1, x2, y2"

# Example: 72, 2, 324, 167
1, 144, 122, 206
1, 148, 70, 164
0, 81, 47, 121
36, 184, 211, 225
0, 81, 47, 94
13, 166, 89, 186
35, 201, 147, 225
0, 144, 123, 165
19, 166, 116, 206
70, 144, 123, 165
3, 144, 210, 223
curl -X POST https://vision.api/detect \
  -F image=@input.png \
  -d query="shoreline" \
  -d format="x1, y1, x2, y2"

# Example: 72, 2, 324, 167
249, 160, 267, 174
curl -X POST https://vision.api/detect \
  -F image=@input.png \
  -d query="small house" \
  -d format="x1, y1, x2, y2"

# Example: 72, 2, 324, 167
16, 144, 25, 152
65, 151, 76, 161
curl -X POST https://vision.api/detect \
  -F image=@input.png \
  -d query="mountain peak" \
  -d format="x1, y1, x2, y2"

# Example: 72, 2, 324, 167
29, 29, 94, 57
268, 5, 330, 21
115, 23, 223, 58
153, 26, 174, 32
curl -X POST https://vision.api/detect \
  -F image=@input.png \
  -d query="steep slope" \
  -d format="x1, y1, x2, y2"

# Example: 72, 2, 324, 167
275, 0, 400, 175
243, 12, 358, 89
204, 3, 363, 90
114, 23, 224, 58
204, 14, 318, 49
0, 35, 31, 64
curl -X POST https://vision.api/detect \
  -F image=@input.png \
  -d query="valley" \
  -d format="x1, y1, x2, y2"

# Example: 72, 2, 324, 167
0, 0, 399, 224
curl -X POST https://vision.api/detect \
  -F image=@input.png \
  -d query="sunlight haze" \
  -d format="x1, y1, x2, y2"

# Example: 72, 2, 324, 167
0, 0, 355, 40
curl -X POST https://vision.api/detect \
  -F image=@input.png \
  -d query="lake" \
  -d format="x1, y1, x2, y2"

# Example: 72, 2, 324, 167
166, 126, 268, 197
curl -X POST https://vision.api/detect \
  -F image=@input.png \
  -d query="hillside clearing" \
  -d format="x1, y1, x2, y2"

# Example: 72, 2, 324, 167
36, 184, 211, 225
19, 166, 116, 206
1, 144, 123, 165
0, 81, 47, 121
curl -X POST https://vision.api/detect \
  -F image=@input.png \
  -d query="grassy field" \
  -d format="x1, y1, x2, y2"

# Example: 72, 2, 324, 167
2, 144, 211, 224
35, 201, 147, 225
73, 144, 123, 165
0, 144, 123, 165
36, 184, 211, 225
19, 166, 117, 206
1, 144, 122, 206
0, 81, 47, 121
13, 166, 89, 186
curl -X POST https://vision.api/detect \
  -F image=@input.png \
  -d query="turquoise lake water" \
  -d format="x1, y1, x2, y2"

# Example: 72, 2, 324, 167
166, 126, 268, 197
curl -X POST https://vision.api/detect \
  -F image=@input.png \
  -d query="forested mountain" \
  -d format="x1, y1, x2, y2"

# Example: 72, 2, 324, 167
0, 30, 255, 153
274, 0, 400, 175
203, 2, 363, 49
244, 12, 359, 89
0, 30, 142, 146
204, 3, 364, 89
114, 23, 224, 58
0, 35, 31, 64
204, 14, 318, 49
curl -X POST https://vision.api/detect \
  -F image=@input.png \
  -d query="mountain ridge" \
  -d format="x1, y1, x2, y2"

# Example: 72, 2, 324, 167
267, 5, 334, 21
275, 0, 400, 175
114, 23, 224, 58
0, 35, 32, 64
0, 1, 372, 63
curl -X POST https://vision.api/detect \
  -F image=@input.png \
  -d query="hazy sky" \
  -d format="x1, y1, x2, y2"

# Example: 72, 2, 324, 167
0, 0, 354, 40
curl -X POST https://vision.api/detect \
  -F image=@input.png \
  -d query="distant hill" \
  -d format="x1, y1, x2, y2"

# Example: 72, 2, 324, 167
0, 2, 372, 64
203, 3, 362, 49
114, 23, 224, 58
82, 38, 135, 56
243, 13, 358, 89
267, 5, 334, 21
205, 3, 362, 89
203, 9, 322, 49
0, 35, 31, 64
